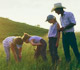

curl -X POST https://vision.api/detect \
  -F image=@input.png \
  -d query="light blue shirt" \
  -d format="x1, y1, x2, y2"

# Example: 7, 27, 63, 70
60, 11, 76, 32
3, 36, 16, 47
29, 36, 42, 43
48, 22, 58, 38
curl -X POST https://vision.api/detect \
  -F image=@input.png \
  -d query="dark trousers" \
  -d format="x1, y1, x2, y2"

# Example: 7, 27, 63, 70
62, 32, 80, 62
49, 37, 59, 63
34, 39, 47, 61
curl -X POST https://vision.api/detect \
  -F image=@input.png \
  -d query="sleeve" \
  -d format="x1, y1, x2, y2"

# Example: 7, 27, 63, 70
68, 12, 76, 24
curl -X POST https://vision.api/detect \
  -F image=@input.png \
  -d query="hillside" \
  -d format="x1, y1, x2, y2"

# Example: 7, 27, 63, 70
0, 17, 48, 42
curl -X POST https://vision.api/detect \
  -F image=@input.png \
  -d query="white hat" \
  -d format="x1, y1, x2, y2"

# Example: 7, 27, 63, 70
51, 3, 66, 12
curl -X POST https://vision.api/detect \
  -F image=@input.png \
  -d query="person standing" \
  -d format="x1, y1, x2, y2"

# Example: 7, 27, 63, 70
51, 3, 80, 64
46, 15, 60, 64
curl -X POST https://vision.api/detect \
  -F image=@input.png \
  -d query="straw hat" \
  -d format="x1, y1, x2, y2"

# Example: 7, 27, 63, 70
51, 3, 66, 12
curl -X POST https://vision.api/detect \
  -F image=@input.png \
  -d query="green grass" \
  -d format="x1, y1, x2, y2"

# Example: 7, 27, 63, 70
0, 17, 80, 70
0, 17, 48, 42
0, 33, 80, 70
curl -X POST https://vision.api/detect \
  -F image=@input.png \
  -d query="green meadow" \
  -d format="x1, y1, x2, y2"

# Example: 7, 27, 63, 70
0, 17, 80, 70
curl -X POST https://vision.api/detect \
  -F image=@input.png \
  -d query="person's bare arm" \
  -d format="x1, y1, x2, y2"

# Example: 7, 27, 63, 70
64, 23, 75, 30
56, 23, 60, 47
10, 43, 18, 62
18, 47, 22, 61
60, 23, 76, 31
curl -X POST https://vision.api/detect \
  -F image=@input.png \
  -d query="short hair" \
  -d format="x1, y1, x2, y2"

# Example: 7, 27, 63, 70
22, 33, 31, 42
14, 37, 23, 45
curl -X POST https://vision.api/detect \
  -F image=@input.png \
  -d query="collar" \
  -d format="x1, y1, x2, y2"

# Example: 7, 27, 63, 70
63, 11, 66, 15
61, 11, 66, 17
51, 22, 57, 26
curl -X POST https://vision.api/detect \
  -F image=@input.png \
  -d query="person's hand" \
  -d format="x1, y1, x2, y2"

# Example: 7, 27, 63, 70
16, 60, 19, 63
19, 54, 22, 61
19, 55, 22, 59
59, 27, 65, 32
56, 43, 59, 48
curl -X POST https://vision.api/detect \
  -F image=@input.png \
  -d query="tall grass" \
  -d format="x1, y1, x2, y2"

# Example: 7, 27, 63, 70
0, 17, 80, 70
0, 33, 80, 70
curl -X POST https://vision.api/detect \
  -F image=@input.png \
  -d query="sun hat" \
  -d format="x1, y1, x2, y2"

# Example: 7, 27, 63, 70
46, 15, 56, 21
51, 3, 66, 12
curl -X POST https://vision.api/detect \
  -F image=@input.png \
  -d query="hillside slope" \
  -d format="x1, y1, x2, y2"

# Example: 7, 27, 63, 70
0, 17, 48, 42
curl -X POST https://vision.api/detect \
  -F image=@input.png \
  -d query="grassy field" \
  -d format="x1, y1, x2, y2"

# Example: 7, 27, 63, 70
0, 17, 80, 70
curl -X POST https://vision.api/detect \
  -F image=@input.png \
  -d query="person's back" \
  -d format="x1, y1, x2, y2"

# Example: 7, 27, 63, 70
29, 36, 42, 43
3, 36, 16, 47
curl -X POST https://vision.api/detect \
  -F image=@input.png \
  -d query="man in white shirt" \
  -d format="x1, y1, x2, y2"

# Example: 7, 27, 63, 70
51, 3, 80, 64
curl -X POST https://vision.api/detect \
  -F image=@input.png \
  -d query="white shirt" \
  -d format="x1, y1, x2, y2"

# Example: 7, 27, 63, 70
48, 22, 58, 38
3, 36, 16, 47
60, 11, 76, 32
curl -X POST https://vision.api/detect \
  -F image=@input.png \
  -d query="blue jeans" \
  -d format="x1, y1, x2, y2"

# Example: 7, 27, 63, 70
49, 37, 59, 63
62, 32, 80, 62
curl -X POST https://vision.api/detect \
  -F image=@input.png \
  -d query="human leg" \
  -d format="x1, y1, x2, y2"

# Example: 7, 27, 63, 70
62, 33, 71, 62
69, 33, 80, 63
4, 46, 10, 62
